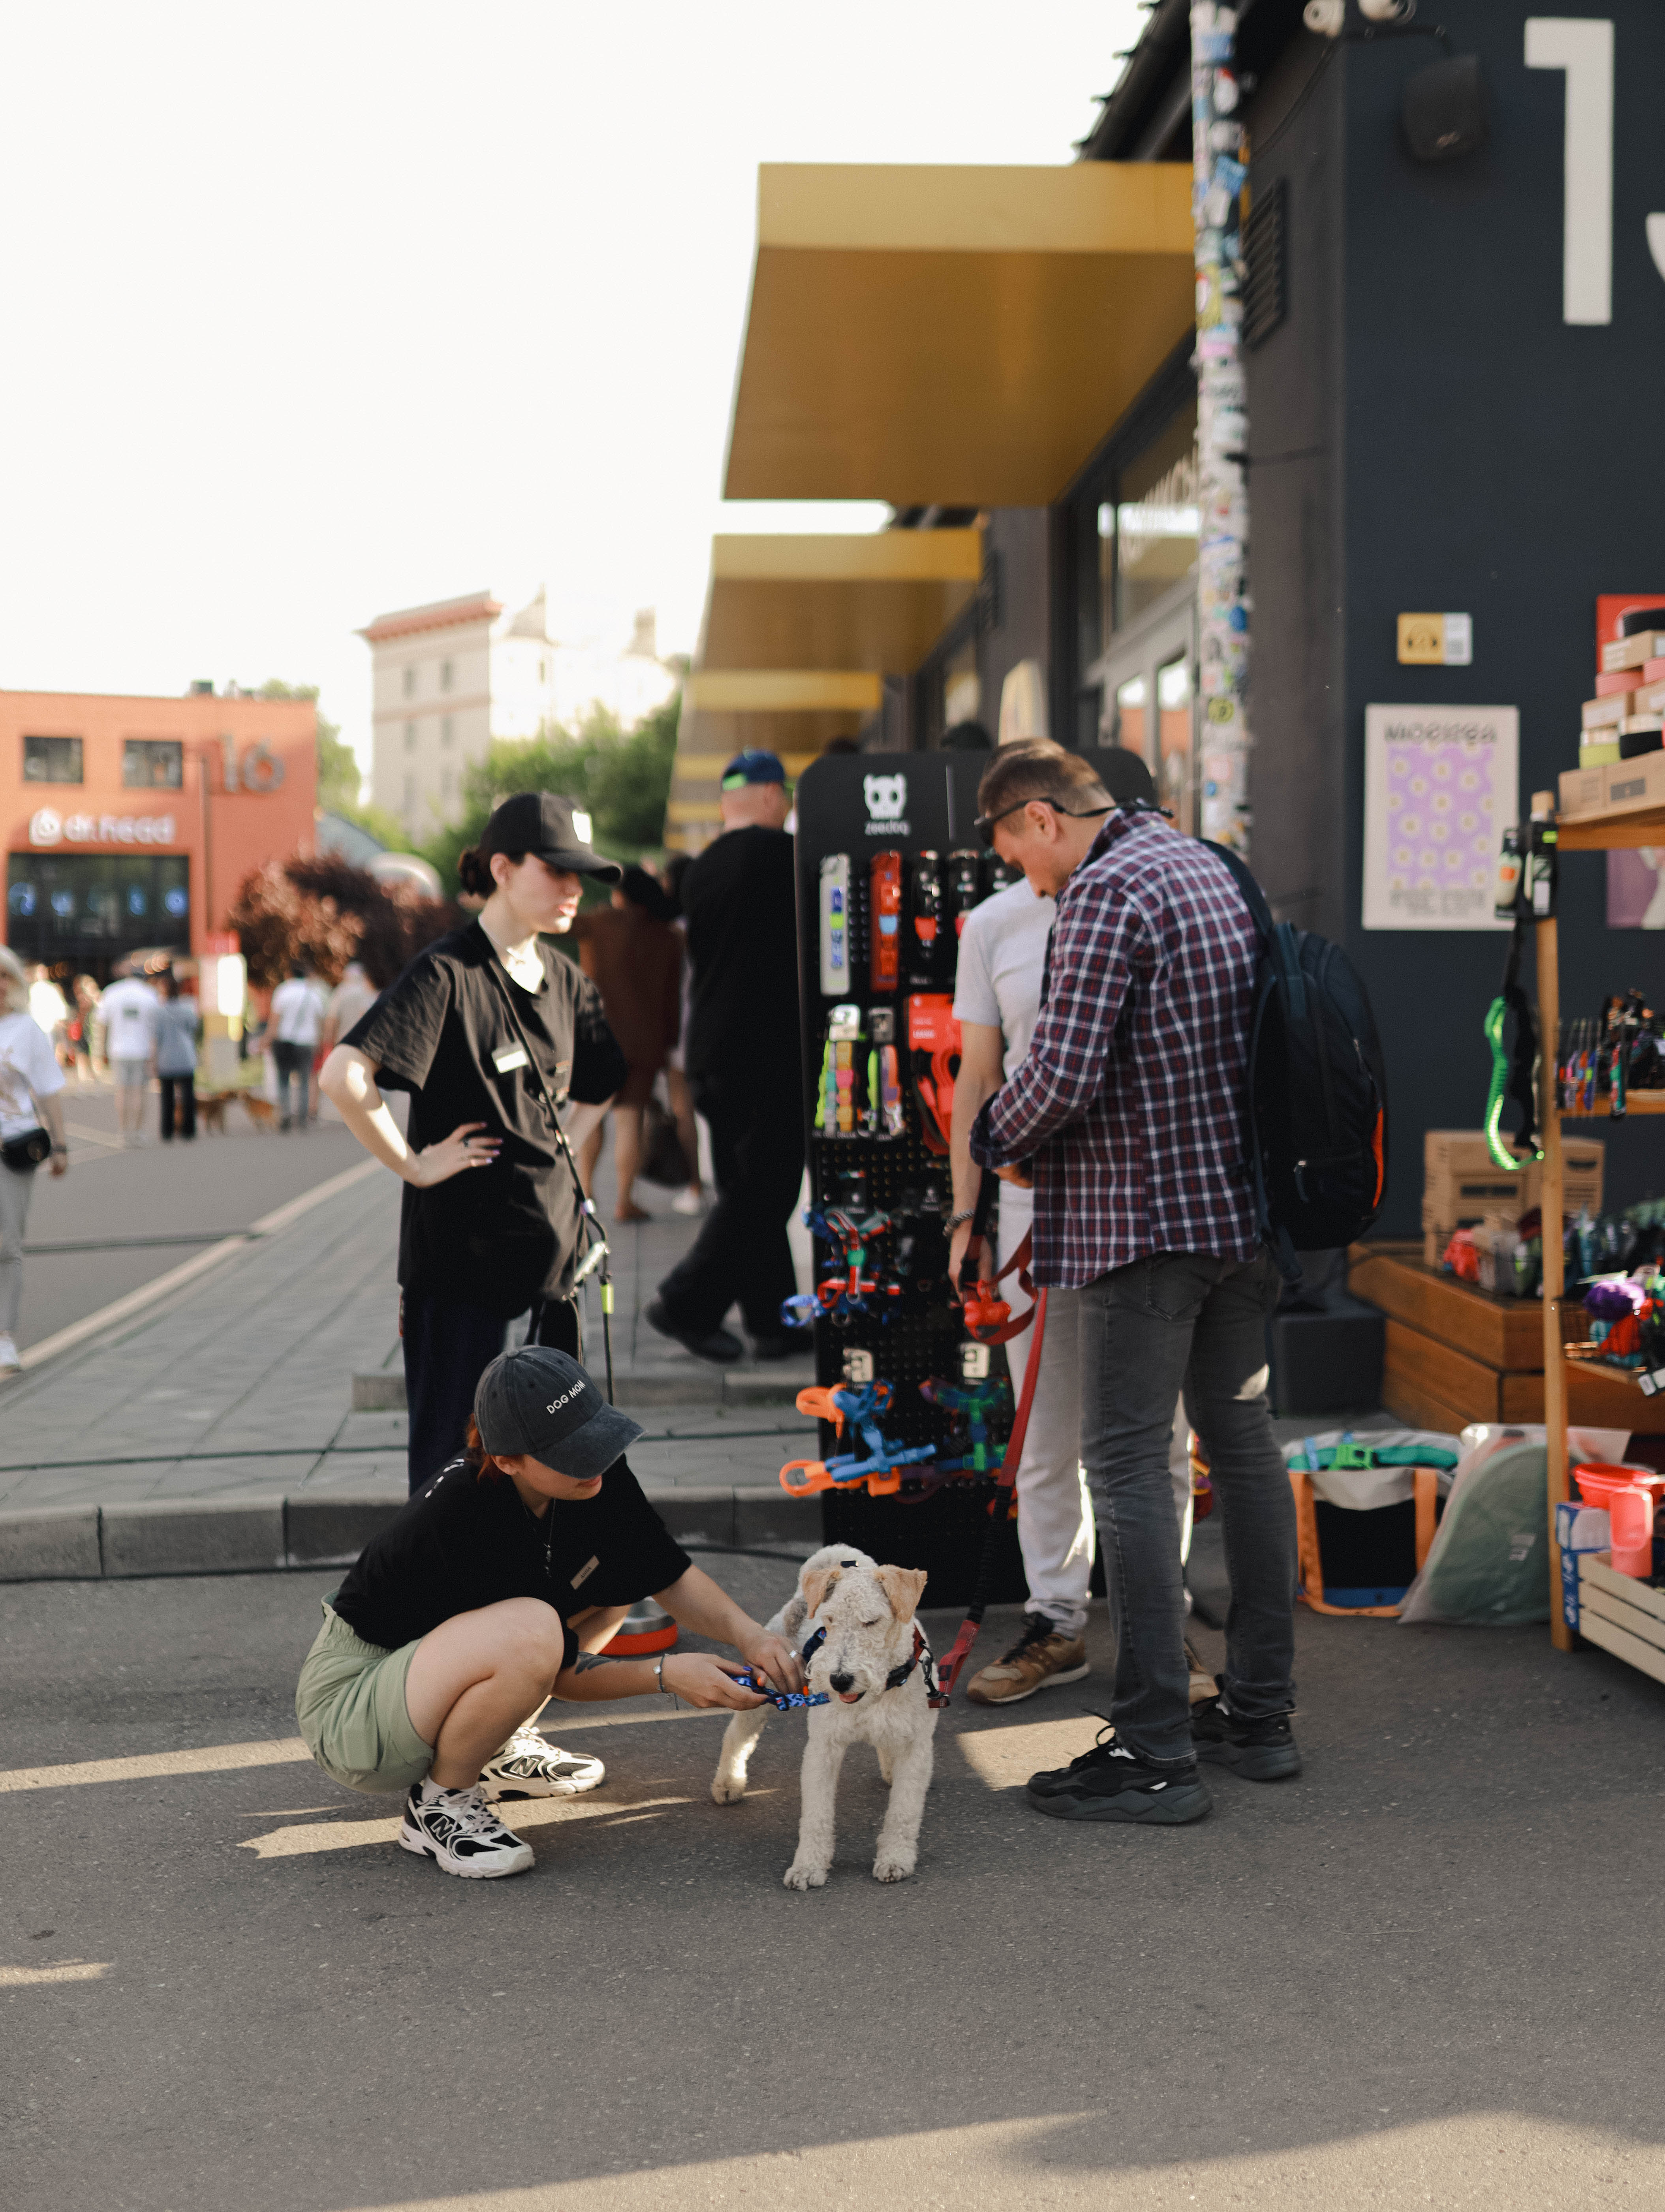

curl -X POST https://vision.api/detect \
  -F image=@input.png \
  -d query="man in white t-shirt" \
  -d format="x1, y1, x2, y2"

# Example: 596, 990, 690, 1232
96, 964, 160, 1144
269, 963, 328, 1129
0, 949, 70, 1372
949, 740, 1199, 1705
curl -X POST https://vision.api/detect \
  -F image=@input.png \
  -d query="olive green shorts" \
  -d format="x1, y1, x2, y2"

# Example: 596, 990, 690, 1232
295, 1600, 434, 1797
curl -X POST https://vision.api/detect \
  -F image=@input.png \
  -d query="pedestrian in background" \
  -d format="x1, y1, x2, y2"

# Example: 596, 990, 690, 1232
574, 865, 682, 1222
28, 966, 69, 1074
660, 852, 705, 1219
97, 959, 159, 1145
648, 748, 804, 1365
320, 791, 627, 1492
66, 975, 98, 1087
269, 962, 326, 1131
150, 968, 200, 1142
0, 946, 69, 1376
321, 959, 378, 1058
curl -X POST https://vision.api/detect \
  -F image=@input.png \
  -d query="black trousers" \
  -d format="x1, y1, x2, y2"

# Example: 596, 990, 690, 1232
655, 1074, 804, 1340
158, 1077, 195, 1141
402, 1291, 581, 1494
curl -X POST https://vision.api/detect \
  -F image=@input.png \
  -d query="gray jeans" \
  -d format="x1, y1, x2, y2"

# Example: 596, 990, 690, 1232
1080, 1247, 1296, 1765
0, 1157, 37, 1340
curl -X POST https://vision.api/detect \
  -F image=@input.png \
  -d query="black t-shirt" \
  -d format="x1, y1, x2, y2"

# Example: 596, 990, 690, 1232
345, 921, 627, 1315
682, 826, 800, 1088
329, 1453, 692, 1654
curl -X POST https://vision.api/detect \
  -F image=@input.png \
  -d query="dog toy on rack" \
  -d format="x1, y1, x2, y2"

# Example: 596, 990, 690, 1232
782, 1203, 898, 1329
918, 1376, 1011, 1475
779, 1381, 939, 1498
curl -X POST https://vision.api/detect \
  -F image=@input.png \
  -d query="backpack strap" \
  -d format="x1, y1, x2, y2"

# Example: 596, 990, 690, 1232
1202, 839, 1275, 943
1203, 842, 1304, 1283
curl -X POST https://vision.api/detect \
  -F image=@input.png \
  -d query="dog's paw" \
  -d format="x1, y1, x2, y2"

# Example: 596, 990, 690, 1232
710, 1776, 747, 1806
783, 1860, 829, 1891
872, 1851, 917, 1883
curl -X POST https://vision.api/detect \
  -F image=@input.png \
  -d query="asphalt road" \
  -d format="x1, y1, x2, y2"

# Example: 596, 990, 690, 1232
14, 1082, 368, 1350
5, 1537, 1664, 2211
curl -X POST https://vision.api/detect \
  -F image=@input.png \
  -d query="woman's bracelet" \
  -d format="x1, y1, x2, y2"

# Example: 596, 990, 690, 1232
945, 1208, 976, 1231
655, 1652, 670, 1696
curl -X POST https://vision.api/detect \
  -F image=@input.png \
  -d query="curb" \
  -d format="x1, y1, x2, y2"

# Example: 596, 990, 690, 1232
0, 1483, 821, 1582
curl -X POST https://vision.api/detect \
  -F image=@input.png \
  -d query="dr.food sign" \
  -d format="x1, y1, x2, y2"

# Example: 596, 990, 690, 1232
1362, 705, 1518, 931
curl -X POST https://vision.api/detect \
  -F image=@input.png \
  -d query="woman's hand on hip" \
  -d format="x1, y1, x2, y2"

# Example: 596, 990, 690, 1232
661, 1654, 769, 1709
407, 1121, 500, 1188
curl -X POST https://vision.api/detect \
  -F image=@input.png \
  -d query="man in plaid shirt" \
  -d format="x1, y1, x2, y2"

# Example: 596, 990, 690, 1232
968, 745, 1299, 1828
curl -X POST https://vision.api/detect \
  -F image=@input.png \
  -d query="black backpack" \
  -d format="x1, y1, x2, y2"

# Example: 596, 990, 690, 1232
1205, 844, 1389, 1282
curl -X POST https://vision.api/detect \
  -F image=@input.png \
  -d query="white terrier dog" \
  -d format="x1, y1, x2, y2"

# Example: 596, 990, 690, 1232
711, 1544, 938, 1888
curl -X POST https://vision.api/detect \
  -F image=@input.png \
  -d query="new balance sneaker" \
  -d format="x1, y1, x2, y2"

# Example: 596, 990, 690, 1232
1025, 1728, 1212, 1825
966, 1614, 1089, 1706
0, 1334, 20, 1375
398, 1783, 536, 1877
1190, 1680, 1302, 1781
479, 1725, 605, 1800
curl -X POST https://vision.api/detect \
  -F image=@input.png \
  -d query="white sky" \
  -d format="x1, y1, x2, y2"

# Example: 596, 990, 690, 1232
0, 2, 1142, 782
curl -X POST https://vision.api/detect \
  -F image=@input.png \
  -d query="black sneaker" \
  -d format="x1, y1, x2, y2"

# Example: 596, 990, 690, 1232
1025, 1729, 1212, 1825
1190, 1678, 1302, 1781
644, 1296, 743, 1366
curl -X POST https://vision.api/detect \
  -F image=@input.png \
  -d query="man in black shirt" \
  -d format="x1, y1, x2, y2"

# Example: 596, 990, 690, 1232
295, 1344, 804, 1879
649, 750, 805, 1364
320, 792, 629, 1490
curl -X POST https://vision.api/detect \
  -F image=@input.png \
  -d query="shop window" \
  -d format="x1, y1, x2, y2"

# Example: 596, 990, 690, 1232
23, 735, 83, 784
440, 660, 454, 692
440, 716, 453, 748
122, 739, 183, 789
404, 721, 417, 754
6, 853, 187, 958
1100, 403, 1199, 642
1156, 655, 1195, 836
1113, 674, 1147, 757
402, 665, 417, 699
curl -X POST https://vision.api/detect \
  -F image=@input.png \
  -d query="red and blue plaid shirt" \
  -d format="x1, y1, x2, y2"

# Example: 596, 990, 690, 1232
970, 810, 1261, 1287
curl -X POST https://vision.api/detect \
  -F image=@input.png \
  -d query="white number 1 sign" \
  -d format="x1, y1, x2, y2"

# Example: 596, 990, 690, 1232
1524, 16, 1614, 326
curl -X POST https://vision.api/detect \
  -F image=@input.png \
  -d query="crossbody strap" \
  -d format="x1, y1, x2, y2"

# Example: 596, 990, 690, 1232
478, 942, 616, 1399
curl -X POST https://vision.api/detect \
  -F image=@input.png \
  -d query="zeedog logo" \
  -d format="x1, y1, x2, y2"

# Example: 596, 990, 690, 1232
862, 773, 908, 837
544, 1380, 587, 1415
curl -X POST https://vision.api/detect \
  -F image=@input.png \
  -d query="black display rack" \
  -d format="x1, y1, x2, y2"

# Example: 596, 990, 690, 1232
789, 750, 1029, 1599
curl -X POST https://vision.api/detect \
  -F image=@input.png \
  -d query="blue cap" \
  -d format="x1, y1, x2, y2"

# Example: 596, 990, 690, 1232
720, 748, 786, 791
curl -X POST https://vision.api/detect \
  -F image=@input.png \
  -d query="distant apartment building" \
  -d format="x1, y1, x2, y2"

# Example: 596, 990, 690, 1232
361, 588, 675, 838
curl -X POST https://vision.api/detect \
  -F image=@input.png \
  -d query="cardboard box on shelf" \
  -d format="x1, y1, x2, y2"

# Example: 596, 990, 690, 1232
1580, 741, 1621, 769
1584, 691, 1633, 730
1636, 677, 1665, 716
1603, 631, 1665, 673
1621, 715, 1665, 735
1596, 671, 1638, 698
1423, 1130, 1604, 1249
1603, 752, 1665, 814
1560, 764, 1606, 817
1646, 657, 1665, 684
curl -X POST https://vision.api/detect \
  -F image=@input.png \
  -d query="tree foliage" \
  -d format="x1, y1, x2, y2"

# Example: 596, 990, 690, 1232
253, 678, 362, 815
421, 690, 680, 898
228, 853, 457, 991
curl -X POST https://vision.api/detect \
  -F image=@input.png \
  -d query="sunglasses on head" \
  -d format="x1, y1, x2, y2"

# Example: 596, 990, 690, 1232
972, 795, 1114, 850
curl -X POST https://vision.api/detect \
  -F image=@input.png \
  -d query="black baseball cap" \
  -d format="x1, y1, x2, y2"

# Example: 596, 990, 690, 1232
720, 748, 786, 789
474, 1346, 643, 1477
479, 791, 622, 883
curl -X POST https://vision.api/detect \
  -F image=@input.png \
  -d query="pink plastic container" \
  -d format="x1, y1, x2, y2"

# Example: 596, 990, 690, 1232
1573, 1463, 1664, 1578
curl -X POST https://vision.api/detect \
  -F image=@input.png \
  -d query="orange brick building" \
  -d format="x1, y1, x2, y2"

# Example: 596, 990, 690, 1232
1, 688, 317, 975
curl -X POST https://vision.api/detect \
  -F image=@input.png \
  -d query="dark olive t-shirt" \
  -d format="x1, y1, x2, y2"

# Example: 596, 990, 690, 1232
329, 1452, 692, 1654
344, 921, 627, 1315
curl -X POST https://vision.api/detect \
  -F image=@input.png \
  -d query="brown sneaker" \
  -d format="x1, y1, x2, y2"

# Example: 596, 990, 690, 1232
966, 1614, 1089, 1706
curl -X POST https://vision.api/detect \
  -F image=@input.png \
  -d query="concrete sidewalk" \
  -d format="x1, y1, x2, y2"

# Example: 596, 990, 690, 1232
0, 1152, 820, 1579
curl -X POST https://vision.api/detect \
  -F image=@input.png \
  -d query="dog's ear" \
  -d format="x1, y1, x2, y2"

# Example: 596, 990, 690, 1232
874, 1565, 928, 1621
801, 1564, 842, 1618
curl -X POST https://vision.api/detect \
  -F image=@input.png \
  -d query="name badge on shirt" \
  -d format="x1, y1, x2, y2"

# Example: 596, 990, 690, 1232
492, 1044, 530, 1074
570, 1554, 599, 1590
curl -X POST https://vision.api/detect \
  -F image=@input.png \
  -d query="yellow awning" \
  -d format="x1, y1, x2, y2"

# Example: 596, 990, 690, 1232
703, 530, 981, 673
684, 669, 883, 713
724, 162, 1195, 506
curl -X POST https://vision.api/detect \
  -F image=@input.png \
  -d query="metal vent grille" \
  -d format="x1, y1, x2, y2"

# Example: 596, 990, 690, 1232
1242, 177, 1288, 352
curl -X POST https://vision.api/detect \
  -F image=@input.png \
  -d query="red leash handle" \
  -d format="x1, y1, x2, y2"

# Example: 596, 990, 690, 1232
933, 1285, 1049, 1702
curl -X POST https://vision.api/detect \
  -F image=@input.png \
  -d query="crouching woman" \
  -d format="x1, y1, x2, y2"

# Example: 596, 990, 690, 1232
295, 1343, 802, 1879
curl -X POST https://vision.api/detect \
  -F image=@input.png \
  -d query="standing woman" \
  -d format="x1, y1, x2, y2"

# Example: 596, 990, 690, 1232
150, 969, 201, 1142
320, 793, 627, 1493
0, 947, 69, 1377
573, 864, 682, 1221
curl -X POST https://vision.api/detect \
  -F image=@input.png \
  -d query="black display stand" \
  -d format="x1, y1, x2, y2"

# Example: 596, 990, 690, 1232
790, 750, 1028, 1605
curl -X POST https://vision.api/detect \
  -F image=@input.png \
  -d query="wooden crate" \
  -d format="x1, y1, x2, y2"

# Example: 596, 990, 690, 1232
1577, 1555, 1665, 1687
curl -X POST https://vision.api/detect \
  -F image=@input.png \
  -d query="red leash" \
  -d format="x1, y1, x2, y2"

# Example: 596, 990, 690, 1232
931, 1282, 1049, 1703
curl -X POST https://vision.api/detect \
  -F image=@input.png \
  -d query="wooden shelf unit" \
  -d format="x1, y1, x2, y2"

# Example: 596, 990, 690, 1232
1539, 795, 1665, 1654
